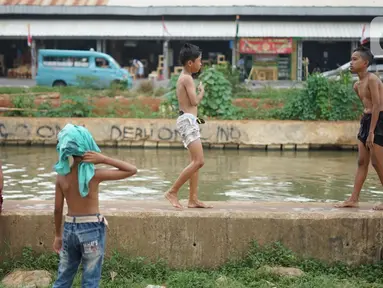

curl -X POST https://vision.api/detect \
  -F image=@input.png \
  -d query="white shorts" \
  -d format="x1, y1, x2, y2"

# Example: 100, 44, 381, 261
176, 113, 201, 148
137, 67, 144, 76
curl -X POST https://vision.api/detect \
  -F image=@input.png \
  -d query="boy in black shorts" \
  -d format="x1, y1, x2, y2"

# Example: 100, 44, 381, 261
335, 46, 383, 210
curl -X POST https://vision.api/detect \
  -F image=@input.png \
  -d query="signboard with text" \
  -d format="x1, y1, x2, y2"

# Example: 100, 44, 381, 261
239, 38, 293, 54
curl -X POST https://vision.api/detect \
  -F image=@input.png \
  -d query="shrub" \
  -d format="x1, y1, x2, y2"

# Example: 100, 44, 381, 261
281, 72, 362, 121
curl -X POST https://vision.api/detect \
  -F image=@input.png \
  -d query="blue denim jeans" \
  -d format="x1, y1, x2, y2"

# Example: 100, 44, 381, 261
53, 215, 106, 288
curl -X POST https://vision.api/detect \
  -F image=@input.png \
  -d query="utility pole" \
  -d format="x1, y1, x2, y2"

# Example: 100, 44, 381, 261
163, 40, 169, 80
31, 40, 36, 79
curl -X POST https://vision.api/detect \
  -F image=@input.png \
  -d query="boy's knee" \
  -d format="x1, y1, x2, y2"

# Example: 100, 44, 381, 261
131, 167, 138, 175
194, 159, 204, 169
82, 252, 103, 275
371, 156, 380, 169
357, 157, 369, 168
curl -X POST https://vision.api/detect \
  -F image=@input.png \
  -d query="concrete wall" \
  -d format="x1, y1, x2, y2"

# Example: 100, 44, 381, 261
0, 117, 360, 149
1, 201, 383, 268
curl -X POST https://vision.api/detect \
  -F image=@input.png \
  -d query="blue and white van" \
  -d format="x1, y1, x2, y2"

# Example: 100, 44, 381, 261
36, 49, 132, 89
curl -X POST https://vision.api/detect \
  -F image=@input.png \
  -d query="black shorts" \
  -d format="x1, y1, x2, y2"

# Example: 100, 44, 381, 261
357, 111, 383, 147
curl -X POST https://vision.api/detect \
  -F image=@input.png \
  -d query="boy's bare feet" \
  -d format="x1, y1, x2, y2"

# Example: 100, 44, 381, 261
373, 203, 383, 210
334, 200, 359, 208
164, 191, 183, 209
188, 200, 213, 209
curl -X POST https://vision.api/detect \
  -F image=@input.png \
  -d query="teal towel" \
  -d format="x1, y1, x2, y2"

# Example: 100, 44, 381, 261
54, 123, 101, 197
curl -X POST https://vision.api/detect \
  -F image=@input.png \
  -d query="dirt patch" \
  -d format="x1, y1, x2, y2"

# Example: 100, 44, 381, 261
0, 92, 283, 116
91, 96, 162, 116
233, 98, 284, 110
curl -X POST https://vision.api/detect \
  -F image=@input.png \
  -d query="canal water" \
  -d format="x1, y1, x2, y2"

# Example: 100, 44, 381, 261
1, 146, 382, 203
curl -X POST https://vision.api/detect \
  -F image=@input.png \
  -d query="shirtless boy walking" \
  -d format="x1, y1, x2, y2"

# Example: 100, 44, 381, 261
335, 46, 383, 210
165, 43, 212, 209
52, 125, 137, 287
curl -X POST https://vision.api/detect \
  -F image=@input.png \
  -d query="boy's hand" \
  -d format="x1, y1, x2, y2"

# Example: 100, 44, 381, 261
82, 151, 106, 165
198, 82, 204, 94
53, 236, 62, 254
367, 132, 374, 150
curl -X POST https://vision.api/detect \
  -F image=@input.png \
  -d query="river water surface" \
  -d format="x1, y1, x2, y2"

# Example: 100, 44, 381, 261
1, 146, 382, 203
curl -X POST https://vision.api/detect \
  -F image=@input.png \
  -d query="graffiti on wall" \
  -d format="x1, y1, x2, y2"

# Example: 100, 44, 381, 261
0, 121, 244, 144
110, 124, 242, 143
0, 123, 64, 140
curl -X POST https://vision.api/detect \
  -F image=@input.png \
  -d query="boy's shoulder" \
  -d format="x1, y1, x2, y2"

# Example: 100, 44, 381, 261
368, 72, 381, 82
177, 73, 192, 85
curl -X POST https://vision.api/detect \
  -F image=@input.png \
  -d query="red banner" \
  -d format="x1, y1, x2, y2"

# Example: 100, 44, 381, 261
239, 38, 293, 54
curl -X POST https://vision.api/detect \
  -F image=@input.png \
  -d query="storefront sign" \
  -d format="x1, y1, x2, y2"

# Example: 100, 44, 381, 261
239, 38, 293, 54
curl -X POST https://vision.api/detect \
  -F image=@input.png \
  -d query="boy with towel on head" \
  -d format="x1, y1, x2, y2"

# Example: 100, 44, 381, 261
52, 124, 137, 288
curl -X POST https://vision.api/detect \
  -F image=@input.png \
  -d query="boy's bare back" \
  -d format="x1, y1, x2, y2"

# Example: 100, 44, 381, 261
57, 171, 100, 216
355, 73, 383, 113
55, 151, 137, 217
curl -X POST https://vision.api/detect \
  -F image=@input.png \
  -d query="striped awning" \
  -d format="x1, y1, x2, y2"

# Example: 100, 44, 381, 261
0, 19, 370, 40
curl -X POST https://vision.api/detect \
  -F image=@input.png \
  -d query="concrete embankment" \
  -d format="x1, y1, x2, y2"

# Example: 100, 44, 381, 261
1, 200, 382, 268
0, 117, 360, 149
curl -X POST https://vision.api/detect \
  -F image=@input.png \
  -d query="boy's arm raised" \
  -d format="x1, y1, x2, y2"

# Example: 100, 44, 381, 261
184, 76, 204, 106
83, 151, 137, 182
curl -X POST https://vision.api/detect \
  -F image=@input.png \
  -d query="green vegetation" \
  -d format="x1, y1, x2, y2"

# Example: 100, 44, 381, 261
0, 80, 167, 99
280, 71, 362, 121
1, 242, 383, 287
0, 80, 166, 118
0, 68, 363, 121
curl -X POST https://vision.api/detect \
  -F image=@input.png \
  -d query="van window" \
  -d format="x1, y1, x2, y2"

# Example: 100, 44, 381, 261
375, 58, 383, 73
42, 56, 89, 68
95, 57, 110, 69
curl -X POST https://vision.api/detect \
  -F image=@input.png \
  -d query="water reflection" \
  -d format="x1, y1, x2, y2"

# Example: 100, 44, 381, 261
1, 146, 382, 203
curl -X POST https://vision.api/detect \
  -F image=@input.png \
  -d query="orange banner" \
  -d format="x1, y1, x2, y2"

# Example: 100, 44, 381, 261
239, 38, 293, 54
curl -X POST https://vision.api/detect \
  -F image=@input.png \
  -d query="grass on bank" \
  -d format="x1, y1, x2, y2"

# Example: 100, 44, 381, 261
0, 82, 290, 100
0, 82, 297, 120
0, 81, 169, 99
1, 242, 383, 288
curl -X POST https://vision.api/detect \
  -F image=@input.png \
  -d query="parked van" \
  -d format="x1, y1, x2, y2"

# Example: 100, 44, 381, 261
36, 49, 132, 89
321, 54, 383, 81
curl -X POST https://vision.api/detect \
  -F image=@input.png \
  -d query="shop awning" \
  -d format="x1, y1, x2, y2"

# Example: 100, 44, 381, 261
0, 19, 370, 40
239, 21, 369, 39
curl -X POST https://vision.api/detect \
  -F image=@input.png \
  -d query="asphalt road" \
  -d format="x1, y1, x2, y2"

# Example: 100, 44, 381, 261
0, 77, 170, 88
0, 77, 304, 90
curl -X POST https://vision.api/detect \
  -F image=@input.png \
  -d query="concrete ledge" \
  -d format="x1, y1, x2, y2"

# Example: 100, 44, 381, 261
0, 117, 360, 149
1, 200, 383, 268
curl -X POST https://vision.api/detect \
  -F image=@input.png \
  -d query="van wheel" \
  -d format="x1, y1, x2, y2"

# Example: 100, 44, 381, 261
53, 80, 66, 87
111, 80, 121, 87
111, 80, 122, 89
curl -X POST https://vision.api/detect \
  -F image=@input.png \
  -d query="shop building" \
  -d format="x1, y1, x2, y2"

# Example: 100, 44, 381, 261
0, 0, 382, 81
